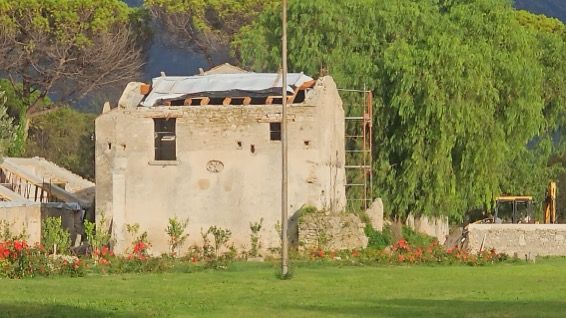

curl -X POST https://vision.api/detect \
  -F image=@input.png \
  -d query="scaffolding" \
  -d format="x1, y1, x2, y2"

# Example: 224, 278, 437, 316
339, 89, 373, 212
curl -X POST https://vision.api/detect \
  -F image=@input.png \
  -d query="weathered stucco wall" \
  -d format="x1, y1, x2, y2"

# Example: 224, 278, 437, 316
0, 203, 41, 244
406, 214, 449, 244
467, 224, 566, 256
95, 76, 346, 255
366, 199, 384, 232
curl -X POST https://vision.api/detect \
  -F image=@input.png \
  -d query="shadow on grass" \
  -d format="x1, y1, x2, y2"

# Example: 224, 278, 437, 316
0, 303, 147, 318
294, 299, 566, 318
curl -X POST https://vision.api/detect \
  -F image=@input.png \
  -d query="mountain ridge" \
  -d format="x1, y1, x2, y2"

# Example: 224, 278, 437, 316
514, 0, 566, 22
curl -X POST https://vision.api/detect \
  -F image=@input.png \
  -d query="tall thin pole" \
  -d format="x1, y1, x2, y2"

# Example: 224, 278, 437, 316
281, 0, 289, 277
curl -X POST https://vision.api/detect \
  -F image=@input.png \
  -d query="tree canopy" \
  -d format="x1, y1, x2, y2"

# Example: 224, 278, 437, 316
0, 91, 15, 157
0, 0, 144, 155
145, 0, 276, 63
235, 0, 566, 219
25, 108, 96, 180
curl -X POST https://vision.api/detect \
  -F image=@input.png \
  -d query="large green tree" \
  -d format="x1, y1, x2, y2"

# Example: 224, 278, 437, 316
0, 0, 144, 155
235, 0, 566, 220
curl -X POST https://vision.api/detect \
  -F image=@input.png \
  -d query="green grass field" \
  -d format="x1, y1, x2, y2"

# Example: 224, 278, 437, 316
2, 259, 566, 318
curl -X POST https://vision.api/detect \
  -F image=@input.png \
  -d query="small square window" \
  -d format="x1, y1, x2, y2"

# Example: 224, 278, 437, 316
270, 122, 281, 141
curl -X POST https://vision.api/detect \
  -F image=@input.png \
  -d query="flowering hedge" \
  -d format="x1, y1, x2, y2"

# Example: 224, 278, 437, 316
0, 236, 511, 279
0, 240, 84, 278
308, 239, 508, 266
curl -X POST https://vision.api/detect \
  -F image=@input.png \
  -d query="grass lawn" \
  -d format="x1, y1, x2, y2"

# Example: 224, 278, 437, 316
1, 259, 566, 318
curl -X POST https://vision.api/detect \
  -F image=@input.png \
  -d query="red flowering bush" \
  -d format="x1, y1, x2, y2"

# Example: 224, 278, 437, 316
307, 239, 508, 266
392, 239, 410, 252
129, 240, 150, 261
0, 240, 51, 278
92, 245, 114, 266
388, 239, 507, 265
51, 255, 86, 277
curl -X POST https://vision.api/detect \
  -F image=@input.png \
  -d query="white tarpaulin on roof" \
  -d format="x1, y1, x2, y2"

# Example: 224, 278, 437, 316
140, 72, 313, 107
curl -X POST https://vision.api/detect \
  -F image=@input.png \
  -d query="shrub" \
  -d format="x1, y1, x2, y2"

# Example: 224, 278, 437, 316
50, 255, 85, 277
109, 255, 176, 274
307, 238, 509, 266
84, 213, 112, 257
42, 217, 71, 255
165, 217, 189, 256
0, 240, 50, 278
201, 226, 235, 269
92, 245, 113, 266
249, 218, 263, 257
401, 226, 434, 247
126, 223, 150, 260
365, 224, 392, 249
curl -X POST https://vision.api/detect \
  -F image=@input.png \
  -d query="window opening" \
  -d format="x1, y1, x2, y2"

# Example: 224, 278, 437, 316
170, 99, 184, 106
154, 118, 176, 161
270, 122, 281, 141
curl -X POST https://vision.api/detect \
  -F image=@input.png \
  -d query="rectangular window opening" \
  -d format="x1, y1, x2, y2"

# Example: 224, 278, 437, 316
270, 122, 281, 141
154, 118, 176, 161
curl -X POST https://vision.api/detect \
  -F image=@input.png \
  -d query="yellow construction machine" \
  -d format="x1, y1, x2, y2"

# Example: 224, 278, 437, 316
453, 182, 558, 249
491, 182, 557, 224
543, 181, 557, 224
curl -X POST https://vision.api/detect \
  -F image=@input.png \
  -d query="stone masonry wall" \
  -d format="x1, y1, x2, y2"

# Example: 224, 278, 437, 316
467, 224, 566, 257
96, 76, 346, 255
299, 212, 368, 251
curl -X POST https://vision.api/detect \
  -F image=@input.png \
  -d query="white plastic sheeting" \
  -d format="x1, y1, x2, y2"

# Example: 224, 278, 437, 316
140, 72, 313, 107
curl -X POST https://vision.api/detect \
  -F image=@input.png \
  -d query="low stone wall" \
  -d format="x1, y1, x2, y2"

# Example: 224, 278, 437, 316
406, 214, 449, 244
299, 212, 368, 251
467, 224, 566, 257
0, 203, 42, 244
0, 203, 84, 246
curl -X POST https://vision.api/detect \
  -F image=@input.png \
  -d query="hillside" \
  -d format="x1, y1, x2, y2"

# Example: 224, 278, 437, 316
514, 0, 566, 22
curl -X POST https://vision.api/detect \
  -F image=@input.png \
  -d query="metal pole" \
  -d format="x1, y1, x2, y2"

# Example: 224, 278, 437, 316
281, 0, 289, 277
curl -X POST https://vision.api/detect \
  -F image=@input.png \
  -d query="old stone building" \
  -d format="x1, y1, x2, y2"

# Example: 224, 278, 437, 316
95, 65, 347, 254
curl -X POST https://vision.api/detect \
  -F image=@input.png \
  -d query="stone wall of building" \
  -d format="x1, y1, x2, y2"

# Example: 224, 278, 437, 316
95, 76, 347, 255
0, 203, 41, 244
298, 211, 368, 251
467, 224, 566, 257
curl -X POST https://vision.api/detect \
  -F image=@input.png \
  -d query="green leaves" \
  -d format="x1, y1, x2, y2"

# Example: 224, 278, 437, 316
42, 217, 71, 255
0, 0, 133, 46
25, 107, 96, 180
235, 0, 566, 219
0, 91, 16, 157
